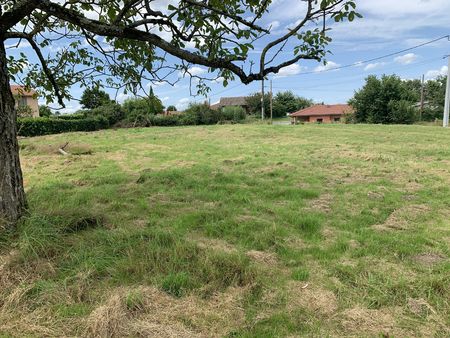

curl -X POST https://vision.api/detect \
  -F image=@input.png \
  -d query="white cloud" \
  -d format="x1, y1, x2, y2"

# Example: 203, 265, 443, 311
180, 66, 207, 77
176, 97, 191, 110
58, 103, 82, 115
364, 62, 386, 71
211, 77, 225, 84
394, 53, 418, 65
314, 61, 340, 73
425, 66, 448, 80
268, 20, 280, 30
116, 92, 132, 103
275, 64, 305, 78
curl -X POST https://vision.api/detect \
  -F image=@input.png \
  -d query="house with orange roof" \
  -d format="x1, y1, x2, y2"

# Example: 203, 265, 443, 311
11, 85, 39, 117
290, 104, 353, 124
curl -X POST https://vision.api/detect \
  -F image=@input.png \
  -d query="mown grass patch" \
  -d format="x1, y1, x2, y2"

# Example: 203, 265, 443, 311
1, 124, 449, 337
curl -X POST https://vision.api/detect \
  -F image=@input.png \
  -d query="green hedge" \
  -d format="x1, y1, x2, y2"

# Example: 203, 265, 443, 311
18, 117, 109, 137
53, 114, 86, 120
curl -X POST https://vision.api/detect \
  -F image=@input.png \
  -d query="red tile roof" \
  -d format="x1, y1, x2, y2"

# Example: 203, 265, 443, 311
10, 85, 37, 96
290, 104, 352, 117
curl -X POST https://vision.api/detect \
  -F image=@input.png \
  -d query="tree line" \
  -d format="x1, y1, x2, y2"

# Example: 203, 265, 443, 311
349, 74, 447, 124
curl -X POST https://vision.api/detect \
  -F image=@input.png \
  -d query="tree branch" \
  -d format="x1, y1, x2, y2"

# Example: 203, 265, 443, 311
0, 0, 41, 32
4, 31, 65, 107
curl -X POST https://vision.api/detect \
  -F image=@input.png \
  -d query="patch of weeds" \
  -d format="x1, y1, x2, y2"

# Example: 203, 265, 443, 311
125, 290, 145, 312
162, 272, 194, 297
55, 303, 92, 318
293, 214, 322, 236
291, 267, 310, 281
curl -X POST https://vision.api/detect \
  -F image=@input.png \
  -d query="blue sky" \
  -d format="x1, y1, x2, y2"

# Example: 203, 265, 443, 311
5, 0, 450, 113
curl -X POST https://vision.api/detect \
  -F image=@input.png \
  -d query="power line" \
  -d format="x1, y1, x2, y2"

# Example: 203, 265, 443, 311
209, 35, 450, 98
273, 56, 444, 91
293, 35, 450, 76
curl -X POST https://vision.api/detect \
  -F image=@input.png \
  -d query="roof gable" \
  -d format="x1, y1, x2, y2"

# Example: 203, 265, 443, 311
290, 104, 352, 117
10, 85, 37, 97
219, 96, 248, 107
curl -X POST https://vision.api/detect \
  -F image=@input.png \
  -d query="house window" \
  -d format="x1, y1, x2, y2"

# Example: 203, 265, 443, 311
316, 118, 323, 124
17, 96, 27, 107
334, 117, 341, 122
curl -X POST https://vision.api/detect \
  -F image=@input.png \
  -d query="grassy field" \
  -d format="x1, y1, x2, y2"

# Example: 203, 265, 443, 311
1, 124, 449, 337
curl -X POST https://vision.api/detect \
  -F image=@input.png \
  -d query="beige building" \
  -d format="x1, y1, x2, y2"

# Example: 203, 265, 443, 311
11, 85, 39, 117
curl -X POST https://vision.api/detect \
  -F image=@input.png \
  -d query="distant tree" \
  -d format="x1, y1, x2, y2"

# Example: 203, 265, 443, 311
123, 88, 164, 126
246, 93, 270, 117
401, 76, 446, 121
80, 87, 112, 109
424, 76, 446, 120
349, 75, 417, 124
38, 105, 52, 118
167, 105, 177, 112
272, 91, 313, 117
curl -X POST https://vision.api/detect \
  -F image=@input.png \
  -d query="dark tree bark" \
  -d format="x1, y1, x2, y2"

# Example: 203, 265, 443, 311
0, 37, 27, 230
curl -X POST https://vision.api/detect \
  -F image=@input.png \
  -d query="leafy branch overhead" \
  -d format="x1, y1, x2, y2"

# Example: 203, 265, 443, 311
1, 0, 359, 105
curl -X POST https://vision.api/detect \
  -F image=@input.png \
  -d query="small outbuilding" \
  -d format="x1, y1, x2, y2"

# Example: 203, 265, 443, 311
290, 104, 352, 124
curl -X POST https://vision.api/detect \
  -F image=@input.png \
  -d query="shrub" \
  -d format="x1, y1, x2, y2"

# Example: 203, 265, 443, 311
87, 103, 125, 125
39, 105, 52, 118
17, 117, 109, 137
17, 105, 34, 118
123, 95, 164, 126
149, 114, 180, 126
183, 103, 224, 125
222, 106, 246, 122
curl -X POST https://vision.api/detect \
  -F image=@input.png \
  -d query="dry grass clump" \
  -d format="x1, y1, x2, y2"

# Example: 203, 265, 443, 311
412, 253, 446, 267
246, 250, 278, 266
307, 193, 333, 213
189, 235, 237, 254
84, 286, 248, 338
286, 281, 338, 316
373, 204, 431, 231
339, 306, 402, 336
85, 293, 128, 338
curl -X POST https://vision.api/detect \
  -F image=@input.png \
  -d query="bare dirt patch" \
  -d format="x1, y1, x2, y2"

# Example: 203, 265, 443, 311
286, 281, 338, 316
373, 204, 430, 231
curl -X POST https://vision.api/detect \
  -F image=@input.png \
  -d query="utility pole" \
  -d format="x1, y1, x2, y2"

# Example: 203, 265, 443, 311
420, 74, 425, 121
261, 77, 265, 120
444, 55, 450, 128
270, 79, 273, 123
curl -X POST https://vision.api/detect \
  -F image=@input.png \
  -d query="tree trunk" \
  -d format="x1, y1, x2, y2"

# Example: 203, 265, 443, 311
0, 37, 27, 231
